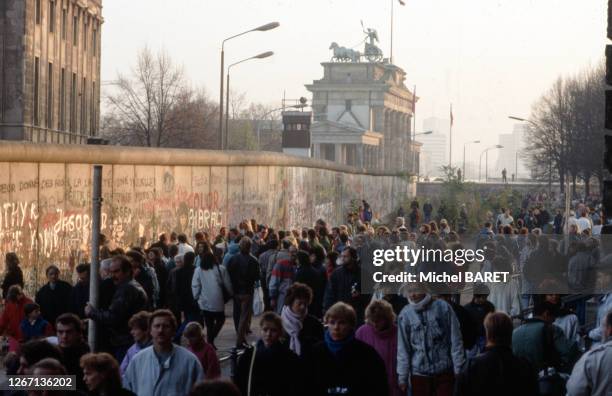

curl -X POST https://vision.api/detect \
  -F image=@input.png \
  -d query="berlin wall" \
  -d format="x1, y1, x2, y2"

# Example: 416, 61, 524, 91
0, 142, 414, 291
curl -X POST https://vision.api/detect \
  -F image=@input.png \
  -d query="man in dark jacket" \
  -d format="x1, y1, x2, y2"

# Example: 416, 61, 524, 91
512, 301, 579, 374
167, 251, 200, 335
150, 233, 170, 258
456, 312, 539, 396
126, 250, 156, 308
56, 313, 90, 391
71, 264, 90, 318
323, 247, 368, 324
295, 250, 326, 319
85, 255, 148, 362
437, 293, 478, 351
35, 265, 73, 326
227, 237, 260, 347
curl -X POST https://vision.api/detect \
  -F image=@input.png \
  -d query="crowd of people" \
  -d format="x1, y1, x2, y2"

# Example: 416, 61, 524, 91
0, 196, 611, 396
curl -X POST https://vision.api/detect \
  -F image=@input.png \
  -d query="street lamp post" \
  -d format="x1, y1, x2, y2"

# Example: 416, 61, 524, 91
411, 130, 432, 178
219, 22, 279, 150
225, 51, 274, 150
479, 145, 503, 182
509, 115, 548, 192
463, 140, 480, 181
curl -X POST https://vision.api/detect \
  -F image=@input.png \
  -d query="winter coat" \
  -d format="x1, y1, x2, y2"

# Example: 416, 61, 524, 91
566, 339, 612, 396
135, 266, 158, 309
191, 265, 233, 313
0, 295, 33, 339
19, 317, 53, 342
512, 318, 580, 373
221, 242, 240, 267
168, 263, 199, 315
281, 314, 324, 359
1, 268, 24, 299
486, 279, 521, 317
235, 340, 302, 396
356, 323, 402, 396
269, 258, 296, 312
35, 280, 73, 325
71, 280, 90, 318
123, 344, 204, 396
588, 293, 612, 343
87, 279, 148, 348
60, 342, 90, 391
120, 340, 152, 375
306, 336, 389, 396
295, 264, 327, 318
463, 301, 495, 338
455, 346, 539, 396
397, 299, 465, 385
445, 300, 477, 350
227, 252, 260, 296
323, 265, 368, 324
188, 343, 221, 379
568, 251, 596, 293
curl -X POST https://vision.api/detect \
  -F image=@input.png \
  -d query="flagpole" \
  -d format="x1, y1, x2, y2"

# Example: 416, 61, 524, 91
390, 0, 394, 64
449, 104, 453, 167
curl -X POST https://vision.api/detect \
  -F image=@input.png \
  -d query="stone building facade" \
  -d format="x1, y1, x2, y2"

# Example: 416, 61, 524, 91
305, 61, 419, 172
0, 0, 103, 144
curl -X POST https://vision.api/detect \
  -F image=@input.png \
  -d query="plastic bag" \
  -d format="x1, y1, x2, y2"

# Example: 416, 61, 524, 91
252, 283, 264, 316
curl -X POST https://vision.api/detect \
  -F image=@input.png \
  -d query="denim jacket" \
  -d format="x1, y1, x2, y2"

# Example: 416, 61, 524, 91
397, 298, 465, 387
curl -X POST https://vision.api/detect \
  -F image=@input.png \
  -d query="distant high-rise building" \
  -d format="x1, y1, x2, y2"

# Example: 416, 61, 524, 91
495, 124, 527, 179
0, 0, 103, 144
420, 117, 449, 177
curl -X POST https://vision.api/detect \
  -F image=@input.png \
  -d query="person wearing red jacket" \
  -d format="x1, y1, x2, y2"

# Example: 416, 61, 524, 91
184, 321, 221, 379
0, 285, 33, 350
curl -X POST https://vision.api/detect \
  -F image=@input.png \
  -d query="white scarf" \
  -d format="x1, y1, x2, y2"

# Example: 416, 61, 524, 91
408, 294, 432, 312
281, 305, 304, 356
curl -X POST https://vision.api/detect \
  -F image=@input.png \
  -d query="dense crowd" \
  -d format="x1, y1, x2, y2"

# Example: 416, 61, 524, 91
0, 196, 611, 396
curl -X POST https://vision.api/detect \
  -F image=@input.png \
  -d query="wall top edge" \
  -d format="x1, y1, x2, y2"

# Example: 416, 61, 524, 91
0, 142, 410, 177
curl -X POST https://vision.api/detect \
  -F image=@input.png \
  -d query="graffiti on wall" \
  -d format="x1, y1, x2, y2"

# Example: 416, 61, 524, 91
0, 161, 412, 292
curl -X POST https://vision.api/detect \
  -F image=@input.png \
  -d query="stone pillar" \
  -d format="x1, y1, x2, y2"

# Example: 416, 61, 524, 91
314, 143, 321, 159
335, 144, 343, 165
356, 144, 364, 168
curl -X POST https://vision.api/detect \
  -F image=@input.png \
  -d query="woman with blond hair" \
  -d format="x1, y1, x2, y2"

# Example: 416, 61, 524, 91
306, 302, 388, 395
356, 299, 402, 396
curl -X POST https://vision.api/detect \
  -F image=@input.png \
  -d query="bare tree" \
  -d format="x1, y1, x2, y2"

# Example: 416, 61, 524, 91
102, 48, 219, 148
524, 61, 605, 196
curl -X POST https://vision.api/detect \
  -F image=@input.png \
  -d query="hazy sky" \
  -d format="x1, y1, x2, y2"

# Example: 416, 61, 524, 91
101, 0, 606, 165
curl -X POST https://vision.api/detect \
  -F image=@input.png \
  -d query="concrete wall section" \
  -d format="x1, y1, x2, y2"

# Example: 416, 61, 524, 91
0, 142, 413, 290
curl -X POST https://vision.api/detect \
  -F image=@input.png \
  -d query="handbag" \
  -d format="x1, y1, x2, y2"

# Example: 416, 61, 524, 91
216, 265, 232, 303
252, 282, 264, 316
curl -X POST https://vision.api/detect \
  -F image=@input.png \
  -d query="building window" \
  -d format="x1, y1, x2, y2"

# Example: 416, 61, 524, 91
81, 77, 87, 134
70, 73, 76, 133
47, 63, 53, 129
60, 68, 65, 130
73, 14, 78, 45
49, 1, 56, 32
35, 0, 41, 24
62, 7, 67, 39
34, 57, 40, 126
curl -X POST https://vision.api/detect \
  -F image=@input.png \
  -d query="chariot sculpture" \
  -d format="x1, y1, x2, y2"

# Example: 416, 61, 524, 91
329, 24, 384, 63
